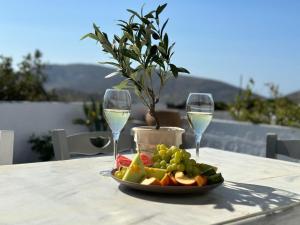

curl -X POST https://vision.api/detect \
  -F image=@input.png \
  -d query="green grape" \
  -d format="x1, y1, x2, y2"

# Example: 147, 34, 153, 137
160, 160, 167, 167
177, 164, 185, 172
166, 165, 173, 172
162, 154, 171, 163
159, 144, 168, 150
179, 149, 185, 154
115, 171, 122, 179
159, 149, 167, 157
174, 152, 182, 163
170, 158, 176, 164
152, 154, 160, 162
153, 162, 160, 168
171, 163, 177, 171
170, 146, 179, 155
160, 164, 167, 169
156, 145, 162, 152
166, 149, 173, 157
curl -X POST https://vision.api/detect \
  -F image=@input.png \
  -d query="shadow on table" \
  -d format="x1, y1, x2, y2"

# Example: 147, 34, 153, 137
118, 181, 300, 212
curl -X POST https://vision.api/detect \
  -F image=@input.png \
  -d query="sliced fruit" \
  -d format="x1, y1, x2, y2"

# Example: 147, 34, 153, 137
160, 173, 171, 186
122, 153, 146, 183
114, 167, 128, 179
140, 152, 153, 166
140, 177, 161, 185
145, 167, 167, 180
169, 174, 178, 186
175, 171, 196, 186
116, 154, 132, 169
194, 175, 207, 187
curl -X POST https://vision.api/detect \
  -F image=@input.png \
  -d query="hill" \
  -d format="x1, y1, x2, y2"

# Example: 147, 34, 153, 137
286, 91, 300, 104
44, 64, 242, 103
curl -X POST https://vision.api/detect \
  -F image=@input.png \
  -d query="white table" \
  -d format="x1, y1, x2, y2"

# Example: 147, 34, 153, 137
0, 148, 300, 225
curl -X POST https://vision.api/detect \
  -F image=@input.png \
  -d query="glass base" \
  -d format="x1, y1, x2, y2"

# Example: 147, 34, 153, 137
99, 170, 111, 177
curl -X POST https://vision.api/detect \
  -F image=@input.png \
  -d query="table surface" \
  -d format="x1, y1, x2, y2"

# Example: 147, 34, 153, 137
1, 148, 300, 225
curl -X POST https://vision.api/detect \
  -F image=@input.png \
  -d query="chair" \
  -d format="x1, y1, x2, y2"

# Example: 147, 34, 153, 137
51, 129, 132, 160
0, 130, 14, 165
266, 133, 300, 160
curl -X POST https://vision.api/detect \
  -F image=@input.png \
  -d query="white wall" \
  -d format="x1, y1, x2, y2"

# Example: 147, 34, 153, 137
183, 119, 300, 157
0, 102, 87, 163
1, 102, 300, 164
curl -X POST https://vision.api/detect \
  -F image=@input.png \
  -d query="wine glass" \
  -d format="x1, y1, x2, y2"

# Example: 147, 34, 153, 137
103, 89, 131, 160
186, 93, 214, 157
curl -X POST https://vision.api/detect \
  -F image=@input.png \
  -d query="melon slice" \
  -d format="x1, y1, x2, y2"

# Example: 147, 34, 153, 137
122, 153, 146, 183
145, 167, 167, 180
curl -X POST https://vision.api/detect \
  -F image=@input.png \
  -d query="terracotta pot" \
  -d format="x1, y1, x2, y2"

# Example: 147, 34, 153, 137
145, 110, 182, 127
131, 126, 185, 154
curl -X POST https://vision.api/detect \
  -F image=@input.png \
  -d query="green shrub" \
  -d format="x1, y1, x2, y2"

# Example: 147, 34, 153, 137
29, 133, 54, 161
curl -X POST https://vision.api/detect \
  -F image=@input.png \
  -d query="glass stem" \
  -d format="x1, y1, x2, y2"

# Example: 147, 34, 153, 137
112, 132, 120, 160
195, 134, 202, 157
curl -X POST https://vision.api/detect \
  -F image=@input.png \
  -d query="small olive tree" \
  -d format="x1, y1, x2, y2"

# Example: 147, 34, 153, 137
82, 3, 189, 129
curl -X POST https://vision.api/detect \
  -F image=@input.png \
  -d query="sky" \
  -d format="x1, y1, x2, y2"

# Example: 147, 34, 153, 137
0, 0, 299, 96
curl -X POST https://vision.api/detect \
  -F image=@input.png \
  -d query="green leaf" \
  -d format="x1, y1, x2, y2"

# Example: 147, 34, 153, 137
131, 45, 141, 56
156, 3, 168, 16
144, 10, 155, 18
152, 31, 160, 40
141, 17, 150, 25
113, 78, 130, 89
80, 33, 98, 41
169, 64, 178, 77
122, 49, 140, 61
105, 71, 121, 78
98, 61, 120, 68
149, 45, 158, 56
127, 9, 141, 20
177, 67, 190, 74
163, 33, 169, 48
157, 45, 167, 56
160, 18, 169, 36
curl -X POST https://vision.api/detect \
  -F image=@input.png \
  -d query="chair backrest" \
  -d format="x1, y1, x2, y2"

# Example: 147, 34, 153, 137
266, 133, 300, 160
51, 129, 132, 160
0, 130, 14, 165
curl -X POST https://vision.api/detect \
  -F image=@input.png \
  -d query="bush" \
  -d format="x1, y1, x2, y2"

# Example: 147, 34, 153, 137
230, 79, 300, 128
29, 133, 54, 161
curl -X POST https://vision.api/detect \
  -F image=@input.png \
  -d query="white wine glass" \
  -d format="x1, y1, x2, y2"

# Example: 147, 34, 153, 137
103, 89, 131, 160
186, 93, 214, 157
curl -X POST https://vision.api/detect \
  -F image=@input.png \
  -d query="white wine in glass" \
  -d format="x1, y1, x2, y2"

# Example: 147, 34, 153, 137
104, 109, 130, 134
186, 93, 214, 157
103, 89, 131, 160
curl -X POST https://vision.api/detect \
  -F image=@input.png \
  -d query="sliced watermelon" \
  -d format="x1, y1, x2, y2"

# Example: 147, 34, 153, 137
140, 152, 153, 166
116, 153, 152, 169
116, 154, 131, 169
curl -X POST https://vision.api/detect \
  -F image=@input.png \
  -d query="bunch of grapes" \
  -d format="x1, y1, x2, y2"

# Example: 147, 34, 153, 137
152, 144, 201, 177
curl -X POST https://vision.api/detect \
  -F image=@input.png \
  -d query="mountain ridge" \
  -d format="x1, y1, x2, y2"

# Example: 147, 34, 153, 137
44, 64, 244, 103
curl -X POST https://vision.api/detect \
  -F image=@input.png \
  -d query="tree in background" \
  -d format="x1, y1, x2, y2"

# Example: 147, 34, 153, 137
230, 79, 300, 128
0, 50, 56, 101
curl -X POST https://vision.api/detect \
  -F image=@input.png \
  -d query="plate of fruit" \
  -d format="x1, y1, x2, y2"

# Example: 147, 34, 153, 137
112, 145, 224, 194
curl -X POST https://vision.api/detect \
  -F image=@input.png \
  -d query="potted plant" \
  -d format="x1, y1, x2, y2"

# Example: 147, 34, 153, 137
82, 3, 189, 153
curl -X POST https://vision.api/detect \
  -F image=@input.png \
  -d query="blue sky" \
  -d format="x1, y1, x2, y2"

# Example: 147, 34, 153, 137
0, 0, 299, 96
